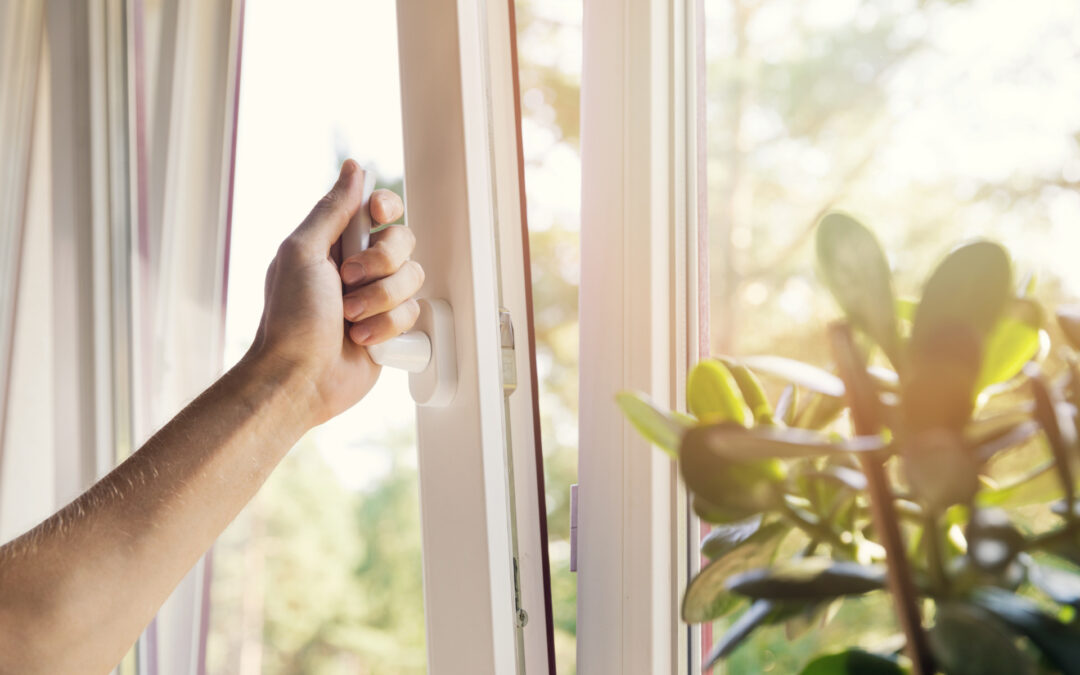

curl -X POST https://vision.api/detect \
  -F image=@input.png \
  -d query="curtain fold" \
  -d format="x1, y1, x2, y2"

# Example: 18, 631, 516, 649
0, 1, 46, 519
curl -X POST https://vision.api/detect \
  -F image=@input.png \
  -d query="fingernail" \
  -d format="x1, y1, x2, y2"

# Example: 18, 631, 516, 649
350, 324, 371, 345
340, 159, 357, 178
341, 262, 364, 285
375, 194, 395, 218
343, 297, 364, 321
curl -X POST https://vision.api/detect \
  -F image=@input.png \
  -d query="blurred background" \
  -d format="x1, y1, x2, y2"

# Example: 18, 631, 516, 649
704, 0, 1080, 670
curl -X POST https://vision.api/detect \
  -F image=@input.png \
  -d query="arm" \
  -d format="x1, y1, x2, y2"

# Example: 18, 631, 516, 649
0, 160, 424, 674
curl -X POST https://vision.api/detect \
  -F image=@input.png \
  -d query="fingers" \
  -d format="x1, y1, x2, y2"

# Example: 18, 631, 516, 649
290, 160, 364, 255
349, 299, 421, 346
340, 224, 416, 286
342, 260, 425, 323
370, 188, 404, 224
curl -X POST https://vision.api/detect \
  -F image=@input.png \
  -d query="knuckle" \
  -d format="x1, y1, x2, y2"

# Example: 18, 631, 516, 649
369, 243, 394, 273
277, 236, 311, 263
314, 193, 349, 224
373, 280, 394, 308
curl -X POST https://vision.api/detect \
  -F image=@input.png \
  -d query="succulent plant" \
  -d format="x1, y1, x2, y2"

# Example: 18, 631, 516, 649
619, 213, 1080, 674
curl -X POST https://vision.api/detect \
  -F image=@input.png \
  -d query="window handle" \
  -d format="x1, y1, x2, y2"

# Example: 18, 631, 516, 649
341, 168, 457, 407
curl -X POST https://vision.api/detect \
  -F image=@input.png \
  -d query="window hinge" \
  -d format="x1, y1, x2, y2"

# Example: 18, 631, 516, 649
570, 483, 579, 572
499, 308, 517, 395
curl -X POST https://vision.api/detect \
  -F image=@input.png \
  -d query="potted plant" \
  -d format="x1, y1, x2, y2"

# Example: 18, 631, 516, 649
619, 213, 1080, 674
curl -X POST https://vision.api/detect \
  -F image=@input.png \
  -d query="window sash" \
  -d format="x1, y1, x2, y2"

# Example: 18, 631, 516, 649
396, 0, 556, 671
578, 0, 703, 671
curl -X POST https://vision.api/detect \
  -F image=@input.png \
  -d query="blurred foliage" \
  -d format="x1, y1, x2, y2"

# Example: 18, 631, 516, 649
623, 216, 1080, 673
699, 1, 1080, 667
208, 439, 426, 675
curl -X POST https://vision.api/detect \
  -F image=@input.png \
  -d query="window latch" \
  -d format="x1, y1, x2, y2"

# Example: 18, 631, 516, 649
499, 308, 517, 395
340, 167, 457, 407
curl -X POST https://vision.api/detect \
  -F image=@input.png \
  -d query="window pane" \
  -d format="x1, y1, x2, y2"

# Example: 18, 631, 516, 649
703, 0, 1080, 670
207, 2, 424, 673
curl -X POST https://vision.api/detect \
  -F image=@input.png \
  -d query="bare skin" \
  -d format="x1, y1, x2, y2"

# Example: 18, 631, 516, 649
0, 160, 423, 674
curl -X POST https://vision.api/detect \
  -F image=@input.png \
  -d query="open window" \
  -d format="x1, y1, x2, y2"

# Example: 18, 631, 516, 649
1, 0, 555, 673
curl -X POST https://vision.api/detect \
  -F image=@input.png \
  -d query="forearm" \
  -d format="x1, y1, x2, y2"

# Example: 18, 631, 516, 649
0, 352, 315, 674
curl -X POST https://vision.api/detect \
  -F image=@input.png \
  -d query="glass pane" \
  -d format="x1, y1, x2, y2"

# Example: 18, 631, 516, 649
206, 2, 424, 673
702, 0, 1080, 670
514, 0, 582, 672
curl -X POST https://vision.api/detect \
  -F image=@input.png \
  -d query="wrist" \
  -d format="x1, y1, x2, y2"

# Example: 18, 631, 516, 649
233, 348, 323, 438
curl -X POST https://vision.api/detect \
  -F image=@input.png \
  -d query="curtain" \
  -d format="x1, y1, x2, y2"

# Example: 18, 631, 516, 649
0, 1, 243, 673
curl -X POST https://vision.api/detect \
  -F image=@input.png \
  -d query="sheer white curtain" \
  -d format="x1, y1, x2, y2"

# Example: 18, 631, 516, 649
0, 1, 243, 673
0, 1, 46, 532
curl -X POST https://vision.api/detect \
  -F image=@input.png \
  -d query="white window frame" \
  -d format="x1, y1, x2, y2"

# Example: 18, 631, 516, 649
396, 0, 554, 672
578, 0, 703, 671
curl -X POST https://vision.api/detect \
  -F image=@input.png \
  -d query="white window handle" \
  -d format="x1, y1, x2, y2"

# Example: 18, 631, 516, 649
340, 169, 457, 407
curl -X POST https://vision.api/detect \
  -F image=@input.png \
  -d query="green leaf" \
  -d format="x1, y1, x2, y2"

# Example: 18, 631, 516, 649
680, 427, 786, 520
905, 242, 1011, 430
903, 323, 983, 431
692, 494, 763, 525
799, 650, 904, 675
793, 391, 848, 430
700, 515, 787, 560
912, 240, 1012, 350
977, 460, 1062, 508
687, 360, 748, 425
683, 522, 789, 622
741, 355, 846, 398
929, 603, 1035, 675
815, 213, 900, 362
725, 558, 886, 601
783, 598, 840, 641
703, 600, 778, 671
972, 587, 1080, 675
720, 358, 774, 425
802, 465, 868, 492
974, 421, 1039, 463
976, 300, 1044, 393
965, 410, 1035, 448
616, 391, 686, 459
776, 385, 799, 426
682, 424, 887, 461
902, 429, 980, 511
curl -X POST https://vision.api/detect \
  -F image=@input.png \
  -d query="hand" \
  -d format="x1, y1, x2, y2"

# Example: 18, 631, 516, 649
248, 160, 423, 426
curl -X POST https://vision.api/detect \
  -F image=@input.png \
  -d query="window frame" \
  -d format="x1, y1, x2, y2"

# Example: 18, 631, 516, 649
395, 0, 553, 672
577, 0, 704, 671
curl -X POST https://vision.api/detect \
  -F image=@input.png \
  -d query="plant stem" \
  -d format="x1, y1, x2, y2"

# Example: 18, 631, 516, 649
829, 323, 936, 675
923, 511, 947, 594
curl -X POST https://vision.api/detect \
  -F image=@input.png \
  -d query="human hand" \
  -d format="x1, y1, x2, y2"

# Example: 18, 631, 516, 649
248, 160, 423, 426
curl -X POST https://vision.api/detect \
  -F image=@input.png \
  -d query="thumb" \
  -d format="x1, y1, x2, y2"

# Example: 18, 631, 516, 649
292, 159, 364, 252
